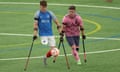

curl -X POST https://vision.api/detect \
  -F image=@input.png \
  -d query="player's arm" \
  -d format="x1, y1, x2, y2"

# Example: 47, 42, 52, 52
59, 16, 67, 36
33, 20, 38, 36
53, 19, 61, 33
59, 24, 65, 36
80, 25, 86, 39
49, 11, 61, 32
78, 16, 86, 39
33, 20, 38, 40
33, 11, 39, 40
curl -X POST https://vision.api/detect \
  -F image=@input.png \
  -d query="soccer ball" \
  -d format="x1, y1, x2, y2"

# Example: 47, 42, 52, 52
51, 48, 60, 57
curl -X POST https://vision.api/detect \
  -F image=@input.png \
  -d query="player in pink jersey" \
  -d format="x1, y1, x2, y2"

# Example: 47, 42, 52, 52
61, 5, 86, 65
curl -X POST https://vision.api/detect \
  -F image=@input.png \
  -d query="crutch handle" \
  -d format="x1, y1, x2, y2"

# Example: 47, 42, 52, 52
60, 36, 64, 41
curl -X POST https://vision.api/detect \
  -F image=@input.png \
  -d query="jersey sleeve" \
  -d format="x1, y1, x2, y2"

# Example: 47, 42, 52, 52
77, 15, 83, 27
34, 10, 40, 21
48, 11, 57, 20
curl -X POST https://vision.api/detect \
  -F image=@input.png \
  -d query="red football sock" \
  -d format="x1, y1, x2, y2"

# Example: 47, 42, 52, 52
46, 50, 52, 58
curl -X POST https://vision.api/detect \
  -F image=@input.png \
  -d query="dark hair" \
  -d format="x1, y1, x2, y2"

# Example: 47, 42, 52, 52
69, 5, 76, 10
40, 0, 47, 7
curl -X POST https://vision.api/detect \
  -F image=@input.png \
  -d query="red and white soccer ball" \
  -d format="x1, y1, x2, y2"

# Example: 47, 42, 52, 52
51, 48, 60, 57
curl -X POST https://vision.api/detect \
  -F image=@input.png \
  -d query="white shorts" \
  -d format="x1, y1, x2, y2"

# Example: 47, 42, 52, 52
40, 36, 56, 47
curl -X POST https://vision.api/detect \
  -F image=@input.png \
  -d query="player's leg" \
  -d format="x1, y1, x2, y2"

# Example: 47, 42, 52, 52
48, 36, 58, 62
74, 36, 80, 52
66, 36, 80, 64
40, 36, 50, 65
74, 36, 81, 64
43, 36, 56, 65
48, 36, 56, 49
45, 36, 56, 58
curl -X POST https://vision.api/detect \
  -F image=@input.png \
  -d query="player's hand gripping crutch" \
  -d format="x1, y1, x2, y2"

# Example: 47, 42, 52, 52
24, 36, 37, 71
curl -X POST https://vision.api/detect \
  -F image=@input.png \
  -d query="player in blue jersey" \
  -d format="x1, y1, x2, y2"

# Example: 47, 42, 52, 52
33, 0, 61, 65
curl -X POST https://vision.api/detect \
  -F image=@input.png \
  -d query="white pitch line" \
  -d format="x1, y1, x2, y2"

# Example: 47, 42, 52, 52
0, 48, 120, 61
87, 37, 120, 41
0, 33, 120, 41
49, 3, 120, 10
0, 2, 120, 10
0, 33, 32, 37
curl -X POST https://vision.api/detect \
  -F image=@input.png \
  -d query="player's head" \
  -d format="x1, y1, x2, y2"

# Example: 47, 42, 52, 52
68, 5, 76, 18
40, 0, 47, 12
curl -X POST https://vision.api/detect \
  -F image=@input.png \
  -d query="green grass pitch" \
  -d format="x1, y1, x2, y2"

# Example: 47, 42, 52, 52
0, 0, 120, 72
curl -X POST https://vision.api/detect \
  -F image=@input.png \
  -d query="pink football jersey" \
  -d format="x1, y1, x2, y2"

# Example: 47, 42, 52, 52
62, 14, 83, 36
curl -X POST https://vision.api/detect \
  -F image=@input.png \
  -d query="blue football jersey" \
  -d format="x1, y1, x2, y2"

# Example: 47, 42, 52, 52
34, 10, 57, 36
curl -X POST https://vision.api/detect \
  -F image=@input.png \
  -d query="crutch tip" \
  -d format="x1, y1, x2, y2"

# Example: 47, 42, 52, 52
68, 67, 70, 69
84, 59, 87, 63
24, 69, 26, 71
53, 60, 56, 63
